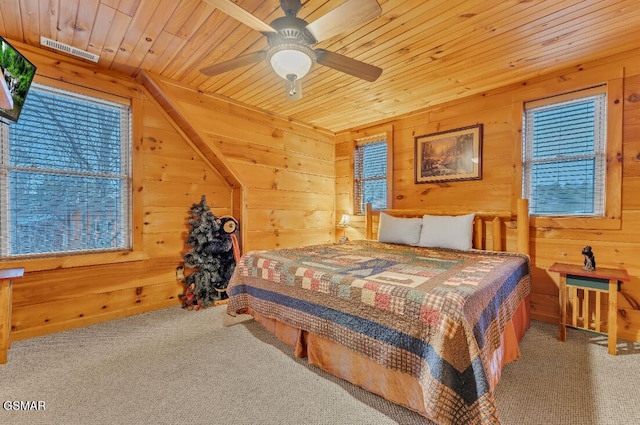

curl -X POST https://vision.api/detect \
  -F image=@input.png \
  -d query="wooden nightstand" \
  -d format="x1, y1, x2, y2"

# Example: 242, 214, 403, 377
549, 262, 630, 355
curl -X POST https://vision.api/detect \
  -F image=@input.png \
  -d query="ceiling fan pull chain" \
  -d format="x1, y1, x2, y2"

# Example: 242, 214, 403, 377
286, 74, 297, 96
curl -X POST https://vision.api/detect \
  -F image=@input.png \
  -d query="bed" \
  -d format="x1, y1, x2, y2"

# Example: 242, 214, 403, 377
226, 199, 531, 425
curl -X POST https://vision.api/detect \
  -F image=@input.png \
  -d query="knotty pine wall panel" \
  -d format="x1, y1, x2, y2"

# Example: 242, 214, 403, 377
337, 48, 640, 342
142, 74, 336, 252
6, 44, 233, 341
12, 260, 183, 340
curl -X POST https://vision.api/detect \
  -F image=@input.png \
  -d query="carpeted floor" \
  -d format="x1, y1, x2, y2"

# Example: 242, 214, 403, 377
0, 305, 639, 425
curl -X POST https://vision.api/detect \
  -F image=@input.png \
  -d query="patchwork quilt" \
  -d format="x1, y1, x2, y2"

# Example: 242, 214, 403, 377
226, 240, 530, 425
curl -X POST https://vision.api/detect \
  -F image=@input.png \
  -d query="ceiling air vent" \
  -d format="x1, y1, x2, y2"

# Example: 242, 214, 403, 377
40, 37, 100, 63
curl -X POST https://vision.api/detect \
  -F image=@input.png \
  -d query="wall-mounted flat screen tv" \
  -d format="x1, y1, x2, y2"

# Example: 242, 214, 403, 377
0, 36, 37, 123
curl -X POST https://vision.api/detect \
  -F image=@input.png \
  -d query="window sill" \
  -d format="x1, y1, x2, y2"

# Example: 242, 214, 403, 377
0, 250, 146, 273
531, 216, 621, 230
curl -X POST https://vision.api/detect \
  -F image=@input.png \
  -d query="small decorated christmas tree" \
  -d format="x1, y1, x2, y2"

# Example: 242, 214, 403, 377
180, 195, 238, 309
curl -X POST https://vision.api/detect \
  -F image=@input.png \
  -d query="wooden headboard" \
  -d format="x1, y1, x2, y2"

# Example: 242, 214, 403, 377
365, 198, 530, 255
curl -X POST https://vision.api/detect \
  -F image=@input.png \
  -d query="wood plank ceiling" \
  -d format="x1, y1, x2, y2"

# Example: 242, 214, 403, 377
1, 0, 639, 132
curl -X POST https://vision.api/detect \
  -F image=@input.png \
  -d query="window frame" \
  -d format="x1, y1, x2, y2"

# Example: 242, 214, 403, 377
0, 76, 144, 272
350, 125, 393, 216
517, 79, 623, 230
523, 86, 607, 217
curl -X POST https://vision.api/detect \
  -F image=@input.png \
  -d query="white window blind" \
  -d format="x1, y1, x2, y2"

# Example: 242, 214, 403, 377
354, 138, 387, 215
522, 88, 606, 216
0, 83, 131, 257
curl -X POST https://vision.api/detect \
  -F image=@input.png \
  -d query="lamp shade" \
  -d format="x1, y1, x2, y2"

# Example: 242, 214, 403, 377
338, 214, 350, 227
268, 44, 315, 80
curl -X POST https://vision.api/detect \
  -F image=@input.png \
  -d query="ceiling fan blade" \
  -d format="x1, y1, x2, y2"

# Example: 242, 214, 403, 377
200, 51, 267, 76
305, 0, 382, 42
203, 0, 277, 34
315, 49, 382, 82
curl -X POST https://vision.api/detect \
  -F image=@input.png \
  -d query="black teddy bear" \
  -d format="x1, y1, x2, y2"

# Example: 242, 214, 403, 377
182, 195, 239, 309
582, 245, 596, 271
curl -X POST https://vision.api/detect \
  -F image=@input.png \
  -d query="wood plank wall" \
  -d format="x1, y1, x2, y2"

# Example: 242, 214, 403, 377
140, 73, 336, 252
336, 48, 640, 343
4, 43, 235, 341
3, 41, 336, 341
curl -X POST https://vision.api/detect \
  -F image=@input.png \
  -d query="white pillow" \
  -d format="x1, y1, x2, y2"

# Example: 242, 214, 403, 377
377, 213, 423, 246
418, 213, 475, 250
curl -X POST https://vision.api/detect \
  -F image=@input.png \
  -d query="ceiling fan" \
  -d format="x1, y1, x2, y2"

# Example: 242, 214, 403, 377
200, 0, 383, 100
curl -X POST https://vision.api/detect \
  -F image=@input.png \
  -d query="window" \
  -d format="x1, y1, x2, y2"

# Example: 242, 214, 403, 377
522, 87, 606, 217
0, 83, 131, 257
354, 137, 388, 215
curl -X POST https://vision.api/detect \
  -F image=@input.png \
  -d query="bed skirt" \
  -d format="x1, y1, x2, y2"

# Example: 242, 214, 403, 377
245, 295, 530, 419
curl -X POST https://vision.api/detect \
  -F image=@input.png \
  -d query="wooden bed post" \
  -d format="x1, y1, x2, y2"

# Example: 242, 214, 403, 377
473, 218, 483, 250
365, 203, 373, 240
492, 217, 502, 251
516, 198, 530, 256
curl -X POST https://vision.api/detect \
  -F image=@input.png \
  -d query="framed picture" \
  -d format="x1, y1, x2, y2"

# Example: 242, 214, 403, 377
414, 124, 483, 184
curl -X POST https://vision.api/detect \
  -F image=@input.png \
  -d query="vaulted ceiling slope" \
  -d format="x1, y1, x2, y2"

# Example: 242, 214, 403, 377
2, 0, 640, 133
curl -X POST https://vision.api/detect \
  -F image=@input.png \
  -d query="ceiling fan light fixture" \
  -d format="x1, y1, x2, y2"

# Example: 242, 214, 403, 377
267, 43, 315, 80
